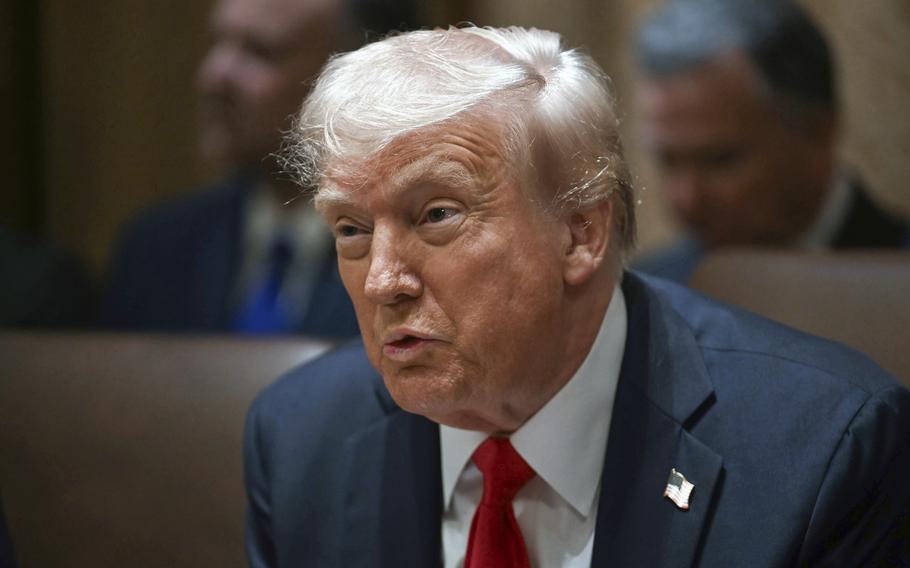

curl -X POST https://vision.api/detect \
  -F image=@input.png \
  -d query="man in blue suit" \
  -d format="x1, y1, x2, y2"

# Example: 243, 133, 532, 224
101, 0, 416, 335
631, 0, 909, 284
244, 26, 910, 566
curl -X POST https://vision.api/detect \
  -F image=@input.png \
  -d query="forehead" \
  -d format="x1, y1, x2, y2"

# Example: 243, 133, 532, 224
640, 53, 773, 142
211, 0, 338, 38
316, 121, 515, 209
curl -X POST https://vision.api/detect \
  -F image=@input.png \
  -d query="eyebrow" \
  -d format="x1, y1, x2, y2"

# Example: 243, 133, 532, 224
391, 156, 476, 191
314, 156, 477, 213
313, 185, 354, 214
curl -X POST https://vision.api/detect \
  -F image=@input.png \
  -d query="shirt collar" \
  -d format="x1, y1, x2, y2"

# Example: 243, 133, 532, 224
244, 182, 332, 258
798, 169, 853, 249
440, 285, 627, 517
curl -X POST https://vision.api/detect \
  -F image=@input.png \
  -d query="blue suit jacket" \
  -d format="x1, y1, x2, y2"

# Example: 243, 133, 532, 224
101, 175, 359, 337
633, 179, 910, 284
244, 273, 910, 567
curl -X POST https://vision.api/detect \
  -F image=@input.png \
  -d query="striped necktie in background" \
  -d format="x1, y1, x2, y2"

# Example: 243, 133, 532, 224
232, 235, 295, 334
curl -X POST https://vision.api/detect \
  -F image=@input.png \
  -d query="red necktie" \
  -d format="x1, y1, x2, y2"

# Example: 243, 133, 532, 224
464, 437, 536, 568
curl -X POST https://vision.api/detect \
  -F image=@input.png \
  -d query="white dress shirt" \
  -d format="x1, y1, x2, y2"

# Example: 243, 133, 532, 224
233, 184, 333, 323
441, 285, 627, 568
798, 170, 852, 249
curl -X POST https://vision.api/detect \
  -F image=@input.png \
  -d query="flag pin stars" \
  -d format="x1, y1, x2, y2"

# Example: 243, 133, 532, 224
664, 468, 695, 510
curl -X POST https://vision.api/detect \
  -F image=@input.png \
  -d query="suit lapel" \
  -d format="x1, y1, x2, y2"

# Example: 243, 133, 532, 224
341, 407, 442, 568
592, 274, 723, 567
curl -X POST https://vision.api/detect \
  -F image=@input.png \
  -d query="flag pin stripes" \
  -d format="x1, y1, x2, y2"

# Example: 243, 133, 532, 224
664, 468, 695, 510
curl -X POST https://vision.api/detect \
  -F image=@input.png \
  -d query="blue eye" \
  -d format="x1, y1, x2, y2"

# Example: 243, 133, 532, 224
424, 207, 454, 223
337, 225, 361, 237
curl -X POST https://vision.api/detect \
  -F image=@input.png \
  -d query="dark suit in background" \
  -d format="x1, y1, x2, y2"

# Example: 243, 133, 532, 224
0, 225, 94, 329
243, 273, 910, 567
634, 180, 910, 284
100, 176, 358, 337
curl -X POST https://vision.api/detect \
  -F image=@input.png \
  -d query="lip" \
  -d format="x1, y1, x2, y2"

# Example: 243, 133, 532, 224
382, 327, 440, 362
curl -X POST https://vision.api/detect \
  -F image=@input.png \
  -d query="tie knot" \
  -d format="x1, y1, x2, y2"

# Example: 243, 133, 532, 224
472, 437, 535, 505
269, 235, 295, 267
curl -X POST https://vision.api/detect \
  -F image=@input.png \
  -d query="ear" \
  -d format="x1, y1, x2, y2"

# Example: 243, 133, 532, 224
806, 111, 838, 181
562, 200, 613, 286
806, 108, 838, 145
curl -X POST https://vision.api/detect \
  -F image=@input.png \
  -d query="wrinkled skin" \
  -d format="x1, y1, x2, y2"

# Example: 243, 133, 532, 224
317, 121, 613, 433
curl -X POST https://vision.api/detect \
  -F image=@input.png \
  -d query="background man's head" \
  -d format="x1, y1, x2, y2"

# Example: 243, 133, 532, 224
289, 27, 636, 432
635, 0, 839, 248
195, 0, 416, 176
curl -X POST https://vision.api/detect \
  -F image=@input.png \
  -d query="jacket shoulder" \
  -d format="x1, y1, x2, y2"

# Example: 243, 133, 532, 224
630, 238, 703, 285
248, 340, 391, 440
634, 274, 910, 565
642, 272, 898, 396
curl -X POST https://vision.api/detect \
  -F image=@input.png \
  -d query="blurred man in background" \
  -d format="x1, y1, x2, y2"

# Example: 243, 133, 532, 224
632, 0, 910, 283
102, 0, 415, 335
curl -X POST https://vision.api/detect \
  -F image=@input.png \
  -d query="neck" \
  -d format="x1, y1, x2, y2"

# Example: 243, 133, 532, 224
559, 274, 617, 388
504, 273, 617, 433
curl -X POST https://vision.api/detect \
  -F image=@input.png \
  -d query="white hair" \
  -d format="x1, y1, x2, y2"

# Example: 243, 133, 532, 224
287, 26, 636, 253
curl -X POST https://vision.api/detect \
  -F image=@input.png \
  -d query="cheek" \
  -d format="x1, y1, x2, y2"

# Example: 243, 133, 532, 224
732, 136, 793, 202
733, 168, 782, 219
664, 179, 697, 212
240, 68, 290, 109
272, 68, 313, 104
226, 59, 264, 95
440, 231, 563, 352
701, 165, 762, 214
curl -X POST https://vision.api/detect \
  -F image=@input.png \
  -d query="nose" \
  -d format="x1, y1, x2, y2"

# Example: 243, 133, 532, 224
664, 166, 702, 221
196, 42, 235, 95
363, 230, 423, 305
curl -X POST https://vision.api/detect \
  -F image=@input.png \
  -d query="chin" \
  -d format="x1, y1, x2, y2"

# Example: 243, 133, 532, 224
381, 368, 505, 432
382, 366, 465, 417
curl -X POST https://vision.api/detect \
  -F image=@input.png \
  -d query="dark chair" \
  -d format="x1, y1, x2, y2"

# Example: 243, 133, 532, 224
0, 332, 331, 567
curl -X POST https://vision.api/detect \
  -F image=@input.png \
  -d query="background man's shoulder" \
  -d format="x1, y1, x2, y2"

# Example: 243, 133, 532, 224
119, 176, 249, 244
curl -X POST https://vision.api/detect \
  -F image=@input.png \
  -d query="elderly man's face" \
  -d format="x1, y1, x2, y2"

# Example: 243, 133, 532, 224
639, 53, 831, 247
196, 0, 345, 171
318, 121, 575, 433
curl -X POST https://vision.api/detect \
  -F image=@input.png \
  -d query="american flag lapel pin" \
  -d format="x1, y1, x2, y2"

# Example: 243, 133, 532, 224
664, 468, 695, 510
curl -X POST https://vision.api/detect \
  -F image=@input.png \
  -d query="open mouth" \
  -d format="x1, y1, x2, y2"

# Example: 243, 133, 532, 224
383, 331, 435, 361
388, 335, 423, 349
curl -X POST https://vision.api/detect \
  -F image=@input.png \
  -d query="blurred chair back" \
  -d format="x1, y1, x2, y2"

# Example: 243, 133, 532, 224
689, 249, 910, 384
0, 332, 331, 568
